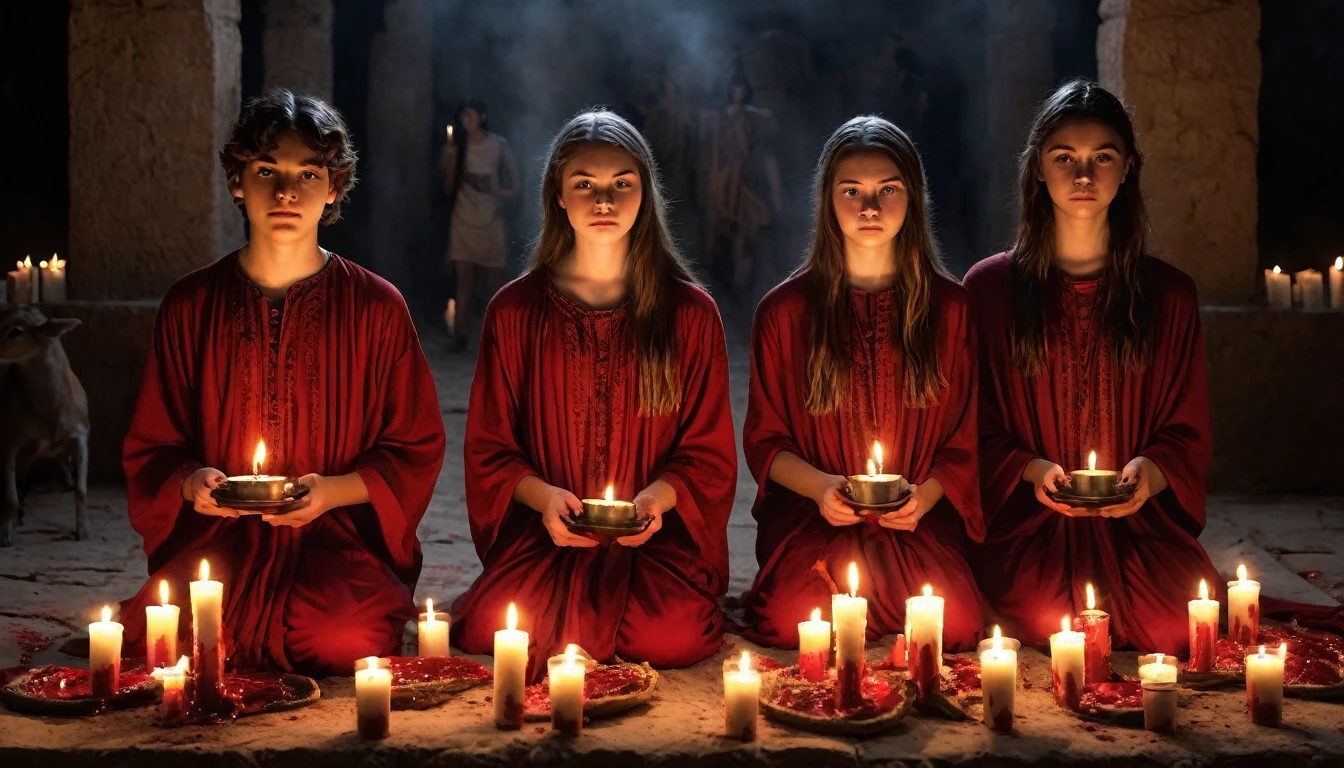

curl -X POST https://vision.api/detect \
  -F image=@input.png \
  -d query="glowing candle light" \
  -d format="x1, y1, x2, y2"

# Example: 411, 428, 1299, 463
797, 607, 831, 682
1228, 564, 1261, 646
1050, 616, 1086, 710
979, 625, 1017, 731
723, 651, 760, 741
1077, 583, 1112, 684
831, 563, 867, 709
145, 579, 180, 671
153, 655, 190, 726
1265, 265, 1292, 310
89, 605, 123, 698
1246, 644, 1285, 727
1138, 652, 1179, 684
418, 598, 450, 658
354, 656, 392, 739
1295, 268, 1325, 310
190, 559, 224, 714
6, 256, 38, 305
905, 583, 944, 699
493, 603, 528, 729
548, 644, 586, 736
1330, 257, 1344, 309
37, 254, 66, 302
1188, 579, 1219, 673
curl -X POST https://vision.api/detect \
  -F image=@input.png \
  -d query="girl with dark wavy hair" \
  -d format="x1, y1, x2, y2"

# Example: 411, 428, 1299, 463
741, 115, 987, 651
451, 111, 736, 679
965, 80, 1218, 653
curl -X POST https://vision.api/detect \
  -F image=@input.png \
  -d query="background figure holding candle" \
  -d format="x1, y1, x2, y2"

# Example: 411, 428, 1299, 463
451, 111, 736, 681
966, 80, 1221, 653
117, 90, 447, 676
442, 100, 519, 352
739, 115, 987, 650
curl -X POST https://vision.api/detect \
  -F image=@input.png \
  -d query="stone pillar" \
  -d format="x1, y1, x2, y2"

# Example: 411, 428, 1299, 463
366, 0, 432, 287
982, 0, 1057, 254
1098, 0, 1261, 303
262, 0, 333, 100
68, 0, 243, 301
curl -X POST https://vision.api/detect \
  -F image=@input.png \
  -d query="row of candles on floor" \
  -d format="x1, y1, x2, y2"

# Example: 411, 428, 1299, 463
5, 255, 67, 304
1264, 258, 1344, 310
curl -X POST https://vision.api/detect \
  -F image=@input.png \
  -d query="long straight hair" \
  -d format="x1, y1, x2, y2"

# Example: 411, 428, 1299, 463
1011, 80, 1154, 375
529, 110, 698, 415
799, 115, 951, 413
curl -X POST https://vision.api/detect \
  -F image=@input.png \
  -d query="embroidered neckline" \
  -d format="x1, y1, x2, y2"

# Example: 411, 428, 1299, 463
544, 273, 630, 318
229, 249, 336, 300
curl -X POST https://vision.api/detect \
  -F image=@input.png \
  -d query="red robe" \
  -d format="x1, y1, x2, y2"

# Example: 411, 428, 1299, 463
965, 252, 1219, 653
118, 253, 446, 675
450, 272, 735, 681
741, 274, 987, 650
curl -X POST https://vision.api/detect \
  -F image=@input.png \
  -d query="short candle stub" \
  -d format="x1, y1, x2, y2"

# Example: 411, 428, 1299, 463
579, 485, 637, 526
1068, 452, 1121, 497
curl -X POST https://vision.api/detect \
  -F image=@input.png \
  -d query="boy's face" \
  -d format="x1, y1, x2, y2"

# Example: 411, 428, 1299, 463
232, 131, 337, 242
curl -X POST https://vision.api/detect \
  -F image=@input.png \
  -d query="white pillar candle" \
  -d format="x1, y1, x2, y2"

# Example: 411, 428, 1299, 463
493, 603, 529, 729
723, 651, 760, 741
1330, 257, 1344, 309
548, 644, 586, 736
418, 598, 450, 657
37, 254, 67, 303
1078, 583, 1111, 684
354, 656, 392, 739
1142, 681, 1178, 733
1227, 564, 1261, 647
153, 655, 190, 726
1138, 652, 1179, 684
6, 256, 38, 305
797, 607, 830, 682
1187, 579, 1219, 673
1246, 644, 1285, 727
979, 625, 1016, 732
190, 559, 225, 711
1050, 616, 1086, 710
89, 605, 123, 698
145, 579, 180, 670
905, 583, 944, 699
1294, 268, 1325, 310
1265, 266, 1292, 309
831, 563, 867, 709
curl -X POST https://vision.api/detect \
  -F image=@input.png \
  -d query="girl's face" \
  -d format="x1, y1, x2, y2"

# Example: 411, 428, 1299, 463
461, 107, 483, 134
557, 143, 643, 247
232, 130, 337, 241
831, 150, 908, 252
1038, 118, 1131, 220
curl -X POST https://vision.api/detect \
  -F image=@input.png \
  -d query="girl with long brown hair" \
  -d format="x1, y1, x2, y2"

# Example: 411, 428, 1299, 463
741, 115, 987, 650
965, 80, 1218, 653
451, 111, 736, 678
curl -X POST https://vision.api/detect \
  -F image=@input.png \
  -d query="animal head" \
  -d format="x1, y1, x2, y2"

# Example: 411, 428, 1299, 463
0, 306, 81, 363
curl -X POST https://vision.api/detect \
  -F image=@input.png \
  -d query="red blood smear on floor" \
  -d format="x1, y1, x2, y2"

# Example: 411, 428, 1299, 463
776, 672, 903, 720
1080, 681, 1143, 710
943, 654, 982, 694
523, 665, 648, 716
8, 626, 55, 666
386, 656, 491, 687
19, 665, 151, 700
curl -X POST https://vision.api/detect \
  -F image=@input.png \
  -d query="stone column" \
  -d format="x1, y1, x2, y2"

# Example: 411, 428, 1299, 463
262, 0, 333, 100
366, 0, 432, 287
1098, 0, 1260, 303
68, 0, 243, 301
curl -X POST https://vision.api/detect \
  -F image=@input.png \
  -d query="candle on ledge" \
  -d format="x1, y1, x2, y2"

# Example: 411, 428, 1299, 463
1228, 564, 1261, 647
1187, 579, 1219, 673
1294, 268, 1325, 310
1265, 266, 1292, 310
797, 607, 830, 682
354, 656, 392, 739
145, 579, 180, 670
548, 643, 586, 736
38, 254, 66, 303
831, 562, 867, 710
493, 603, 528, 729
1330, 257, 1344, 309
89, 605, 123, 698
979, 625, 1016, 732
1138, 652, 1179, 684
905, 583, 944, 700
6, 256, 37, 305
190, 558, 225, 714
1246, 644, 1285, 727
1050, 616, 1086, 710
1142, 680, 1178, 734
153, 655, 190, 726
418, 598, 450, 658
1077, 583, 1111, 684
723, 651, 760, 741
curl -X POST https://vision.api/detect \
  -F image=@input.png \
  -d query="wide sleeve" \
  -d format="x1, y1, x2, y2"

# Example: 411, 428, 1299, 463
654, 305, 737, 584
461, 301, 540, 561
122, 296, 203, 558
741, 303, 804, 504
352, 304, 447, 570
925, 309, 985, 542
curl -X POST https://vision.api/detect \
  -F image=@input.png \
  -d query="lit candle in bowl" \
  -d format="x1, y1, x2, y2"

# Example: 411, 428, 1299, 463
1077, 583, 1111, 684
979, 625, 1017, 732
1265, 266, 1292, 310
905, 584, 944, 700
831, 563, 867, 709
1246, 644, 1285, 727
89, 605, 123, 698
846, 441, 909, 505
37, 254, 66, 303
354, 656, 392, 739
418, 598, 450, 657
1330, 257, 1344, 309
578, 485, 637, 526
190, 559, 224, 714
1138, 653, 1179, 684
153, 655, 190, 726
1069, 451, 1121, 497
1227, 564, 1261, 646
1050, 617, 1085, 710
218, 440, 298, 502
797, 607, 830, 682
493, 603, 528, 729
723, 651, 760, 741
1187, 580, 1219, 673
548, 644, 586, 736
145, 579, 179, 670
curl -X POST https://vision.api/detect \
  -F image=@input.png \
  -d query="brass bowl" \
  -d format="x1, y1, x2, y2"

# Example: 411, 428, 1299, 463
1068, 470, 1121, 498
215, 476, 298, 502
845, 474, 910, 506
578, 498, 637, 526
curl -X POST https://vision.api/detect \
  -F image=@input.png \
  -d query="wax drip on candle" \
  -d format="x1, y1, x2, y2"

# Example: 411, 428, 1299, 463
992, 625, 1003, 652
848, 563, 859, 597
160, 579, 170, 606
252, 440, 267, 478
1198, 579, 1208, 600
1086, 583, 1096, 611
506, 602, 518, 630
200, 559, 210, 582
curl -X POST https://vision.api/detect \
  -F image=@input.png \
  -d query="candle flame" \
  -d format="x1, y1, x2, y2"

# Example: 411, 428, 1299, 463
1062, 616, 1071, 633
1273, 265, 1282, 275
39, 260, 47, 269
1086, 583, 1095, 610
362, 655, 379, 671
49, 254, 64, 271
175, 655, 189, 673
1336, 256, 1343, 271
101, 605, 111, 623
604, 485, 614, 502
1155, 653, 1165, 667
873, 441, 884, 474
425, 598, 436, 625
154, 656, 191, 680
811, 607, 821, 623
867, 458, 877, 476
739, 651, 751, 674
199, 559, 210, 582
506, 602, 518, 631
565, 643, 578, 665
1258, 645, 1266, 656
1199, 579, 1208, 600
1237, 563, 1248, 582
252, 440, 267, 476
992, 625, 1002, 652
159, 579, 169, 605
1088, 451, 1097, 471
848, 562, 859, 596
922, 584, 932, 598
22, 255, 31, 268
